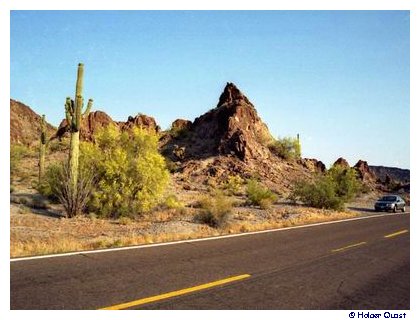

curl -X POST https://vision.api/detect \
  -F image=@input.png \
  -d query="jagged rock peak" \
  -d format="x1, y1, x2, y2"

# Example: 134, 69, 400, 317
354, 160, 375, 181
189, 82, 272, 162
217, 82, 253, 108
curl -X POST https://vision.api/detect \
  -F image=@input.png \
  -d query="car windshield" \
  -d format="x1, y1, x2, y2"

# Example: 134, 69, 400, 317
380, 196, 397, 202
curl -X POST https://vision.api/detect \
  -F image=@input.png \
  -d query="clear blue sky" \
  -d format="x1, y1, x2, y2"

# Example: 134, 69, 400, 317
10, 11, 410, 169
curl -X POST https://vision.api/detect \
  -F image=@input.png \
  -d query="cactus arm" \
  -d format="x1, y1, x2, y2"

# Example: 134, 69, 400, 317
83, 99, 93, 117
40, 115, 47, 144
65, 97, 73, 126
75, 95, 83, 131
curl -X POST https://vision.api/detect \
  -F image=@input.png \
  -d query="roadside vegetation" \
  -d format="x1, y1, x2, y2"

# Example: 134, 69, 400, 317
269, 136, 301, 160
290, 164, 362, 210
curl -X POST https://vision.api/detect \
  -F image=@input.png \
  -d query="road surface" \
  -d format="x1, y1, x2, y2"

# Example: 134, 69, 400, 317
10, 213, 409, 310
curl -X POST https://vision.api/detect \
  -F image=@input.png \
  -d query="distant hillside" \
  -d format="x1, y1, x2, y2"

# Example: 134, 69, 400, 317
10, 99, 56, 146
369, 165, 410, 183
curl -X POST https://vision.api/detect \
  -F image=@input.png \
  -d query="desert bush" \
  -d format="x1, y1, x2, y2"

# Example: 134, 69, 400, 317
246, 179, 277, 208
290, 165, 361, 210
83, 125, 170, 218
10, 144, 34, 177
290, 176, 343, 210
169, 127, 190, 139
163, 194, 184, 209
195, 190, 233, 228
327, 165, 361, 201
51, 162, 96, 218
37, 163, 63, 202
269, 136, 301, 160
48, 139, 69, 153
222, 174, 244, 195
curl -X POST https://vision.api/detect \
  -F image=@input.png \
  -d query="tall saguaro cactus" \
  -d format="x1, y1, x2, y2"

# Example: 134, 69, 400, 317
65, 63, 93, 191
38, 114, 47, 184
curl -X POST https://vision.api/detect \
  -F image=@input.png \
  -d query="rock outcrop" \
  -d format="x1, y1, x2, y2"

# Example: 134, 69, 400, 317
369, 165, 410, 184
54, 111, 116, 141
10, 99, 56, 145
188, 82, 273, 161
118, 113, 160, 133
353, 160, 376, 182
171, 119, 192, 132
54, 111, 160, 141
300, 158, 326, 173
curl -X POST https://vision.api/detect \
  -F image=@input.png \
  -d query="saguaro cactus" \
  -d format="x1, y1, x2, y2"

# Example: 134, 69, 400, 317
64, 63, 93, 192
38, 114, 47, 184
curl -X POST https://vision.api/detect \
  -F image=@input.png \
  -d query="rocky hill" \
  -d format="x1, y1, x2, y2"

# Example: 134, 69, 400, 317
369, 165, 410, 184
10, 99, 56, 146
160, 82, 314, 193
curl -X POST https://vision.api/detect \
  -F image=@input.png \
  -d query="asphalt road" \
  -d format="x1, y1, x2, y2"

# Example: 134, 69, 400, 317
10, 213, 410, 310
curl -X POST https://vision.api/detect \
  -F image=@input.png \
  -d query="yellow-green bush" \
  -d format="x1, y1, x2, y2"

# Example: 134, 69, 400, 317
195, 190, 233, 228
246, 179, 277, 208
82, 125, 170, 218
290, 165, 361, 210
163, 194, 184, 209
222, 174, 244, 195
269, 136, 301, 160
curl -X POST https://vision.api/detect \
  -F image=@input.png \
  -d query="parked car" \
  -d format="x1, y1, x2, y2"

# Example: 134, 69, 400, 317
374, 195, 406, 212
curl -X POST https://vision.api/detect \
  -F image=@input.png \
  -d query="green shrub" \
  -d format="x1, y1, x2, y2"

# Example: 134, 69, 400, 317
246, 179, 277, 208
10, 144, 34, 178
48, 140, 69, 153
222, 174, 244, 195
290, 176, 344, 210
269, 137, 301, 160
195, 190, 233, 228
163, 194, 184, 209
169, 127, 190, 139
327, 165, 361, 201
83, 125, 170, 218
37, 163, 63, 202
290, 165, 361, 210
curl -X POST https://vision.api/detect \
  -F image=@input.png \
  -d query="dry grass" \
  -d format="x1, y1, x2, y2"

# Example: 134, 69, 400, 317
10, 201, 359, 258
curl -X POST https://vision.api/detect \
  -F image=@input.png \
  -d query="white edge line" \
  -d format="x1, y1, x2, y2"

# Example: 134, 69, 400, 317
10, 212, 407, 262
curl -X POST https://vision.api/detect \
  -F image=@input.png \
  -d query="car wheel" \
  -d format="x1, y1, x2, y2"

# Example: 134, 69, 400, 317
402, 206, 406, 212
393, 206, 397, 213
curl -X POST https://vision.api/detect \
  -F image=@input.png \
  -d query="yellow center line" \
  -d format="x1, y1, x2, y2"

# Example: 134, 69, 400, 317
331, 241, 367, 253
384, 229, 409, 238
99, 274, 251, 310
